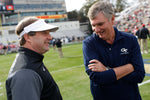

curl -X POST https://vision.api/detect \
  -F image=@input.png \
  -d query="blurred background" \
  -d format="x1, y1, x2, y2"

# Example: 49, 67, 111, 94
0, 0, 149, 54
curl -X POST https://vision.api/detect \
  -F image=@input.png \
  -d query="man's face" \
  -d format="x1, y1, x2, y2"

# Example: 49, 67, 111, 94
90, 12, 114, 41
29, 30, 52, 54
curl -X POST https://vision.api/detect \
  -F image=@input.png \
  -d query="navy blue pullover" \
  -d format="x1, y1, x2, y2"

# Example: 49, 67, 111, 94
83, 27, 145, 100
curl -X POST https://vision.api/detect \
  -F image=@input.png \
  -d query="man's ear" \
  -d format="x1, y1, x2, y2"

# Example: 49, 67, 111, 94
24, 34, 31, 42
111, 14, 115, 25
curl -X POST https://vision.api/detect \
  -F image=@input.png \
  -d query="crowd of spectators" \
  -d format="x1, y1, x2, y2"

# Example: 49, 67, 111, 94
0, 35, 85, 55
115, 1, 150, 34
0, 42, 19, 55
50, 36, 85, 45
114, 1, 150, 54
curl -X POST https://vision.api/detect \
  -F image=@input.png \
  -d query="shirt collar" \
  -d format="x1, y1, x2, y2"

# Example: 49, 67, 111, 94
114, 27, 124, 43
18, 47, 44, 61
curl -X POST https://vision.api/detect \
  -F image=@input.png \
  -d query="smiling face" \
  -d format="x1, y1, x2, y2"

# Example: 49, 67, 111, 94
90, 12, 115, 43
24, 30, 52, 55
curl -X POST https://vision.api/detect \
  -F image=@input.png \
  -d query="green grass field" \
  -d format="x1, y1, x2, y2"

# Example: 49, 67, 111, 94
0, 42, 150, 100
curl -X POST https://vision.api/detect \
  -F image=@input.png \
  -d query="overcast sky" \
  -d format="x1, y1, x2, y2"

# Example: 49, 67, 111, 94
65, 0, 139, 12
65, 0, 86, 12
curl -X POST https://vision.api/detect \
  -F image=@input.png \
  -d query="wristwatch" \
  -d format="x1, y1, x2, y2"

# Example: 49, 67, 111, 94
106, 66, 110, 70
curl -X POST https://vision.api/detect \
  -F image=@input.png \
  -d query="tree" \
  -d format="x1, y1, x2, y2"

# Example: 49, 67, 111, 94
115, 0, 128, 12
78, 11, 88, 22
67, 10, 78, 21
80, 0, 100, 16
67, 10, 88, 22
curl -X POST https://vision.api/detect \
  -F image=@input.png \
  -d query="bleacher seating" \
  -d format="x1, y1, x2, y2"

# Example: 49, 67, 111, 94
115, 0, 150, 33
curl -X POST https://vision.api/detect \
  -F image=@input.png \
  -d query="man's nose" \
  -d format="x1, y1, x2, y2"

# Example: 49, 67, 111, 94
48, 34, 52, 40
93, 26, 100, 32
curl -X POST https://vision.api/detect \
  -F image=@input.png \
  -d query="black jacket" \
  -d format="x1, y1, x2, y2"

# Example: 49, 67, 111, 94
6, 47, 62, 100
56, 39, 62, 48
139, 27, 150, 39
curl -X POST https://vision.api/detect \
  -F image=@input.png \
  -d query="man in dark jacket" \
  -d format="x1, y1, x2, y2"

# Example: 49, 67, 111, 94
6, 17, 62, 100
56, 39, 63, 58
135, 26, 141, 47
139, 24, 150, 54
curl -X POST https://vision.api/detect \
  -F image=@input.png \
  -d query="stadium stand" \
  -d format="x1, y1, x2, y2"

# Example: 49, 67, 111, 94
115, 0, 150, 33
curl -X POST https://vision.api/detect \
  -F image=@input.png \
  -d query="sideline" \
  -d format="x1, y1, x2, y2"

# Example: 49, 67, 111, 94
143, 59, 150, 64
0, 82, 4, 96
0, 64, 150, 97
138, 79, 150, 86
50, 64, 150, 87
51, 64, 84, 73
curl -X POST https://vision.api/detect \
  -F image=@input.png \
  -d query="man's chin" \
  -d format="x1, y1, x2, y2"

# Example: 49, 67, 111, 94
44, 48, 49, 52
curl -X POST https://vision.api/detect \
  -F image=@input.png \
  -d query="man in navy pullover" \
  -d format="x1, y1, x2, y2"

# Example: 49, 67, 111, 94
83, 1, 145, 100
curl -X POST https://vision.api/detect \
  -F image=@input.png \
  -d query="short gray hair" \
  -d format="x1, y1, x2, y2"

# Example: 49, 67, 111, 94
88, 1, 114, 21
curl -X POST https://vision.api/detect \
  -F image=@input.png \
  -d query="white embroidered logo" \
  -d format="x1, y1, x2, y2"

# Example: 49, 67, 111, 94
121, 48, 129, 54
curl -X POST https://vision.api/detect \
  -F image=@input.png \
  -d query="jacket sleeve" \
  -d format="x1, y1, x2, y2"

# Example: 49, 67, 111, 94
122, 36, 145, 83
6, 69, 43, 100
83, 40, 117, 85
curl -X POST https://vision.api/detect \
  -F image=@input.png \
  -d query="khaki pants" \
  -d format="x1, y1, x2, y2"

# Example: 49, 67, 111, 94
3, 49, 7, 55
141, 39, 148, 53
57, 47, 63, 57
138, 38, 141, 48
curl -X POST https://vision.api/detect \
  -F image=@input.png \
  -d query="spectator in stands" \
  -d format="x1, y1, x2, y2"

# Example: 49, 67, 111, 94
133, 26, 139, 36
56, 38, 63, 58
82, 1, 145, 100
6, 17, 62, 100
139, 24, 150, 54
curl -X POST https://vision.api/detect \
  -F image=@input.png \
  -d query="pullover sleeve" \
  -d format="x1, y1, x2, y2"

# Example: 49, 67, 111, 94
83, 40, 117, 85
6, 69, 43, 100
121, 36, 145, 83
83, 35, 145, 85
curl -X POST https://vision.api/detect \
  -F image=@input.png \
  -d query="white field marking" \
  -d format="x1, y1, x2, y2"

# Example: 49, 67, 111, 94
51, 65, 150, 87
0, 66, 150, 97
0, 82, 5, 89
0, 82, 4, 91
0, 82, 3, 90
0, 82, 4, 96
0, 82, 5, 85
0, 65, 84, 90
138, 79, 150, 86
0, 93, 4, 96
51, 64, 84, 73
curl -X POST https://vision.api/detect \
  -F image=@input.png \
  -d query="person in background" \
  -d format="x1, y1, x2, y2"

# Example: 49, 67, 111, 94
52, 38, 56, 51
82, 1, 145, 100
133, 26, 138, 37
6, 17, 62, 100
136, 26, 141, 47
3, 45, 7, 55
139, 24, 150, 54
56, 38, 63, 58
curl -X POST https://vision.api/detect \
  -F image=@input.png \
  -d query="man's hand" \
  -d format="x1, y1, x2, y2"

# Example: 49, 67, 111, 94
88, 59, 106, 72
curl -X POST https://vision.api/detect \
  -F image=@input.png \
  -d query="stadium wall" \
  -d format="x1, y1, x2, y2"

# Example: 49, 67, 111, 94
0, 21, 87, 44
